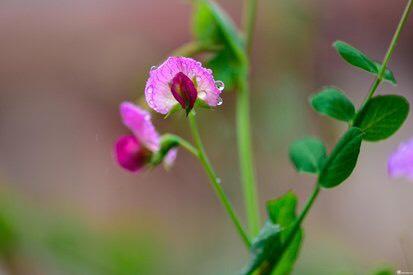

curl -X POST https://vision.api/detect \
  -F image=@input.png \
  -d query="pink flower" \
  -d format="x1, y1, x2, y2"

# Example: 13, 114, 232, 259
115, 102, 177, 172
388, 138, 413, 181
145, 56, 224, 114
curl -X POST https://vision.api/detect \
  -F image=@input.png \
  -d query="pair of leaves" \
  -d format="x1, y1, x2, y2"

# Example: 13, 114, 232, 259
290, 128, 363, 188
310, 88, 409, 141
333, 41, 397, 85
242, 192, 302, 275
192, 0, 247, 89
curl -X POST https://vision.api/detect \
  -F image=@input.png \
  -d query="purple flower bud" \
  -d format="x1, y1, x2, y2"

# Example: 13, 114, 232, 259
170, 72, 198, 114
388, 138, 413, 181
115, 135, 150, 172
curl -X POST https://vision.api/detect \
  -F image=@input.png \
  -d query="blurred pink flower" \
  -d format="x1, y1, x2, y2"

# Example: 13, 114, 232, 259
388, 138, 413, 181
145, 56, 223, 114
115, 102, 176, 172
119, 102, 160, 152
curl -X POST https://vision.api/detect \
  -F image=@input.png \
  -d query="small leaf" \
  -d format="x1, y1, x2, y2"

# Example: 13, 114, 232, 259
266, 192, 303, 275
289, 138, 327, 174
241, 221, 282, 275
192, 0, 247, 89
333, 41, 397, 85
353, 95, 409, 141
318, 127, 363, 188
242, 192, 303, 275
310, 87, 356, 122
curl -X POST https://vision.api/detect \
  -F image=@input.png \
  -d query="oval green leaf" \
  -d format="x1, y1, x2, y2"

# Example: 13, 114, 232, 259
310, 87, 356, 122
289, 138, 327, 174
333, 41, 397, 85
318, 127, 363, 188
353, 95, 409, 141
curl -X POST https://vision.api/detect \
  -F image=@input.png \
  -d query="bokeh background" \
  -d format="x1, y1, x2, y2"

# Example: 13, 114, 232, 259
0, 0, 412, 274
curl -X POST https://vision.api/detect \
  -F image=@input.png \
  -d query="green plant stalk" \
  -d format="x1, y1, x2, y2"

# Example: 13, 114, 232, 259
365, 0, 413, 102
268, 1, 413, 270
188, 112, 251, 248
237, 0, 261, 237
243, 0, 258, 54
237, 76, 261, 236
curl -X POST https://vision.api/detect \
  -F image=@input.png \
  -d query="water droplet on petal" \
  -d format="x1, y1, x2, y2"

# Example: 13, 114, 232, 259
150, 66, 157, 71
215, 80, 225, 91
217, 96, 223, 106
198, 91, 207, 99
207, 69, 212, 74
196, 61, 202, 66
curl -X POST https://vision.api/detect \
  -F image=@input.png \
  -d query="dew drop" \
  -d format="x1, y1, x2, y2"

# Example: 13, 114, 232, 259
215, 80, 225, 91
198, 91, 207, 99
207, 69, 212, 74
150, 66, 157, 71
217, 96, 223, 106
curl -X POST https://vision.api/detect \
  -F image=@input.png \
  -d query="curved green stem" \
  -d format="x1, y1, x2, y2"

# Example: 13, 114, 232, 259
364, 0, 413, 102
162, 134, 199, 157
188, 112, 251, 248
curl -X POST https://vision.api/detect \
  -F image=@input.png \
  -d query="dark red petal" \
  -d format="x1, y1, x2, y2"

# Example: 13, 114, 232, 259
170, 72, 198, 114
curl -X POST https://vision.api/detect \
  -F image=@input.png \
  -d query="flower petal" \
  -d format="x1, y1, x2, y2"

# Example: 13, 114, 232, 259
388, 138, 413, 181
163, 148, 178, 170
145, 56, 222, 114
120, 102, 160, 152
115, 135, 149, 172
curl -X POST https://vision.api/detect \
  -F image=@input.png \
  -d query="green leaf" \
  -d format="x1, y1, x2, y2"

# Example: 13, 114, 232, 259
333, 41, 397, 85
310, 87, 356, 122
266, 192, 303, 275
242, 221, 282, 275
289, 138, 327, 174
318, 127, 363, 188
192, 0, 247, 89
242, 192, 303, 275
353, 95, 409, 141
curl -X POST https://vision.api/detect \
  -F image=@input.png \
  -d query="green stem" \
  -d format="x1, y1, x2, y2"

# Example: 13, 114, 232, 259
188, 112, 251, 248
237, 77, 261, 236
238, 0, 261, 237
243, 0, 258, 54
165, 134, 199, 157
364, 0, 413, 102
283, 184, 320, 249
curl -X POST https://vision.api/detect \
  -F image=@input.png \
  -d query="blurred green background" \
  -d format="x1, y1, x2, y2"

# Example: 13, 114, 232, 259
0, 0, 412, 274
